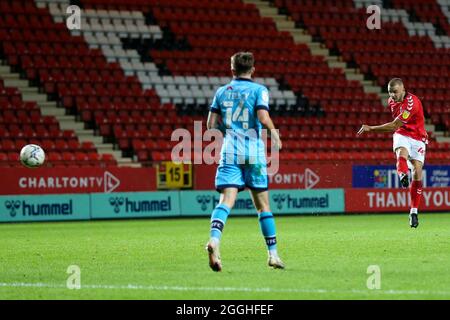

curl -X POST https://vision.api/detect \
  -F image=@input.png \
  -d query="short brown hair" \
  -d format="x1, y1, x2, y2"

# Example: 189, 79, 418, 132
388, 78, 403, 87
231, 52, 254, 76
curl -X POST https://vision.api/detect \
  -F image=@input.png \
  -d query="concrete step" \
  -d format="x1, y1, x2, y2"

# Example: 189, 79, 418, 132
96, 143, 116, 152
346, 73, 365, 81
362, 80, 375, 86
59, 121, 85, 131
0, 65, 11, 73
310, 48, 329, 56
21, 93, 48, 103
0, 73, 20, 80
39, 101, 58, 108
325, 55, 339, 62
56, 115, 77, 122
20, 87, 39, 94
259, 6, 278, 15
328, 60, 347, 69
425, 124, 435, 132
98, 149, 123, 160
283, 28, 307, 34
2, 79, 29, 88
118, 162, 142, 168
40, 107, 67, 117
245, 0, 269, 5
363, 86, 382, 94
293, 34, 312, 43
275, 20, 296, 29
77, 131, 104, 144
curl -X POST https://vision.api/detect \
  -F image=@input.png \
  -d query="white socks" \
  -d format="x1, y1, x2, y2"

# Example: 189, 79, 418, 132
269, 249, 279, 258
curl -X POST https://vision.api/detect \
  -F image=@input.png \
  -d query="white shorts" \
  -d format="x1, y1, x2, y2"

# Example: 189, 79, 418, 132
393, 133, 426, 164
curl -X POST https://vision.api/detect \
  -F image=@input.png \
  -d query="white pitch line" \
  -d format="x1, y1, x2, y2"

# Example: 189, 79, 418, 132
0, 282, 450, 297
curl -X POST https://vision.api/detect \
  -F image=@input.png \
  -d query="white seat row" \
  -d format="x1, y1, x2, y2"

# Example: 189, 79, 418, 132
82, 24, 160, 39
354, 0, 450, 48
45, 5, 162, 39
149, 82, 297, 107
36, 1, 147, 20
437, 0, 450, 6
86, 17, 148, 26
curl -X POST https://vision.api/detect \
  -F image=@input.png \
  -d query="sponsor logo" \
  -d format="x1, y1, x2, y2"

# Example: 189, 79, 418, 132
108, 197, 171, 214
272, 194, 286, 210
4, 200, 21, 217
104, 171, 120, 193
402, 110, 410, 119
269, 168, 320, 189
109, 197, 124, 213
18, 171, 121, 193
373, 169, 388, 188
196, 195, 212, 211
4, 200, 73, 217
272, 194, 329, 210
195, 194, 253, 211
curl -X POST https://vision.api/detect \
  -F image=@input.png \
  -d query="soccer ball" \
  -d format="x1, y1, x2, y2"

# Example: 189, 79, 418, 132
20, 144, 45, 168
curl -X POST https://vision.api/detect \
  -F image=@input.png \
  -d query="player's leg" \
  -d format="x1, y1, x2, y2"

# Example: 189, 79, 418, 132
209, 187, 237, 244
206, 163, 244, 272
408, 160, 423, 228
408, 139, 425, 228
395, 147, 410, 188
206, 187, 238, 272
393, 134, 411, 188
249, 189, 285, 269
245, 161, 285, 269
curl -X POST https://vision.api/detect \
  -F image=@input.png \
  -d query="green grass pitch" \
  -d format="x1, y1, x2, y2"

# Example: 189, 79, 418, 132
0, 213, 449, 300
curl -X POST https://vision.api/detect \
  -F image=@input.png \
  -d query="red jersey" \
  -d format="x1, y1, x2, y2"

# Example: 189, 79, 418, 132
388, 92, 428, 143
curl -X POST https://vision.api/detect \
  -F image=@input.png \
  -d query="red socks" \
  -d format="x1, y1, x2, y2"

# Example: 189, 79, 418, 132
410, 180, 423, 209
396, 157, 408, 176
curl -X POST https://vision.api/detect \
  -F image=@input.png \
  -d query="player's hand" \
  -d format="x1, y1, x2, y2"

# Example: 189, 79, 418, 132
273, 136, 282, 151
357, 125, 371, 136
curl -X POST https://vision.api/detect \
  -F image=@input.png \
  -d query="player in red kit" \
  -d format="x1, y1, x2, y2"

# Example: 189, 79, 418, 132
357, 78, 427, 228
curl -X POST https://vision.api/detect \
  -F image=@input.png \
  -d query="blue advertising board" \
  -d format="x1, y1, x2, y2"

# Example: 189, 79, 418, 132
179, 189, 345, 216
0, 194, 90, 222
353, 165, 450, 188
90, 191, 180, 219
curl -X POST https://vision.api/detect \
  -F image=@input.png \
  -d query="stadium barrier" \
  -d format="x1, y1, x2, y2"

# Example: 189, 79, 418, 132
352, 165, 450, 188
181, 189, 344, 216
0, 189, 345, 222
91, 191, 180, 219
0, 194, 90, 222
2, 188, 449, 222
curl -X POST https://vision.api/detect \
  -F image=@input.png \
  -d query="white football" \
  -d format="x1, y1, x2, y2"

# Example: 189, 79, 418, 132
20, 144, 45, 168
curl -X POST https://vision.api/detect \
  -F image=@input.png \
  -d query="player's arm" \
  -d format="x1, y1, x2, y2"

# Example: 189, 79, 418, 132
207, 90, 222, 131
357, 118, 403, 135
257, 109, 282, 150
206, 111, 220, 130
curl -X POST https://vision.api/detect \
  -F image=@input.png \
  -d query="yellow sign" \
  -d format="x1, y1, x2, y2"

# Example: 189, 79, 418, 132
157, 162, 192, 189
165, 162, 184, 188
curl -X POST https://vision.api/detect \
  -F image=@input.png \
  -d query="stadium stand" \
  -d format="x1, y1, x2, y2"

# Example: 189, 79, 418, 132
0, 0, 448, 167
